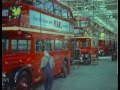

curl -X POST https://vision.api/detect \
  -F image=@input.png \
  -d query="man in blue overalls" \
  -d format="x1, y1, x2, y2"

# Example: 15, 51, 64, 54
40, 50, 54, 90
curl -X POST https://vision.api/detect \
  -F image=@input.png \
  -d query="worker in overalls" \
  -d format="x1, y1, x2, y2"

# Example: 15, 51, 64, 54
40, 50, 54, 90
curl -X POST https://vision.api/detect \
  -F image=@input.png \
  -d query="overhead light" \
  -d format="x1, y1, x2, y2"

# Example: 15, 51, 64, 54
84, 6, 87, 9
100, 5, 105, 8
109, 16, 112, 18
107, 15, 112, 18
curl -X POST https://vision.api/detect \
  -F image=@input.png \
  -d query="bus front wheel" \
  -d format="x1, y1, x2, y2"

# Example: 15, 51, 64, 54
16, 71, 31, 90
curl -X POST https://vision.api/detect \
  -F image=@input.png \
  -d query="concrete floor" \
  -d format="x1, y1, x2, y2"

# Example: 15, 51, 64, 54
32, 56, 118, 90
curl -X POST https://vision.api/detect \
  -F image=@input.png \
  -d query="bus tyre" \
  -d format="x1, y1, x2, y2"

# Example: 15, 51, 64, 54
88, 55, 91, 64
16, 71, 31, 90
85, 60, 89, 65
112, 56, 113, 61
84, 58, 91, 65
61, 61, 68, 78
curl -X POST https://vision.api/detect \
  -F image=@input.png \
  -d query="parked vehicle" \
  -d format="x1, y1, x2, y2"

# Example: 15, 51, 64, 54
2, 0, 74, 89
70, 17, 98, 65
70, 37, 98, 65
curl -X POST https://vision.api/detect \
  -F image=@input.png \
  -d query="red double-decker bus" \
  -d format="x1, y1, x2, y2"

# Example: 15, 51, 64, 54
2, 0, 74, 89
97, 27, 117, 56
70, 17, 98, 65
97, 27, 107, 56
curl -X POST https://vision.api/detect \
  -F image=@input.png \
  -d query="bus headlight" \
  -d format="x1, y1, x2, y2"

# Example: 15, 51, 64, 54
2, 72, 9, 85
2, 73, 10, 90
2, 72, 6, 78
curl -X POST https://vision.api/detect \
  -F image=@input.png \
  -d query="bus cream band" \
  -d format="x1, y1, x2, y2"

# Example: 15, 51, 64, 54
2, 27, 74, 37
29, 10, 73, 32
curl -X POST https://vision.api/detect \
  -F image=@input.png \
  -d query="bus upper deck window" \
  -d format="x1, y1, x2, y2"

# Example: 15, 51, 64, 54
68, 11, 73, 20
45, 1, 54, 13
61, 9, 67, 19
54, 3, 62, 17
2, 7, 8, 17
34, 0, 45, 10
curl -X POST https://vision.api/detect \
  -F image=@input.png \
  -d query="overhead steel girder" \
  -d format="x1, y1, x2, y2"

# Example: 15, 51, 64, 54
59, 0, 117, 33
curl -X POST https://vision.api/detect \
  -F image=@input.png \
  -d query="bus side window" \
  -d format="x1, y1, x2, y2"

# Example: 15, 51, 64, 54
63, 40, 68, 50
86, 40, 90, 47
44, 40, 54, 52
12, 39, 31, 52
55, 40, 60, 50
36, 40, 44, 52
55, 40, 66, 50
83, 42, 86, 47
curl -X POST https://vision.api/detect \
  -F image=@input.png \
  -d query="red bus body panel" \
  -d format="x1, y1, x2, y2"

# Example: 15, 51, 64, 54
2, 30, 71, 85
2, 0, 73, 86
